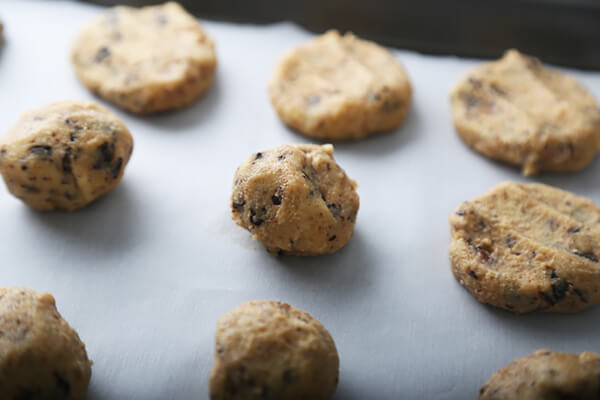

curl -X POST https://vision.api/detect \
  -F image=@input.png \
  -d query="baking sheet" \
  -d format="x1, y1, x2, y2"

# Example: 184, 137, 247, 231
2, 1, 600, 399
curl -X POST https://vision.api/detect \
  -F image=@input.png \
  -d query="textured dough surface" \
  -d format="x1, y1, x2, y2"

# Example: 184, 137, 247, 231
450, 49, 600, 175
0, 286, 92, 400
449, 181, 600, 313
71, 2, 216, 114
269, 30, 412, 140
210, 300, 339, 400
0, 101, 133, 211
479, 350, 600, 400
231, 144, 359, 255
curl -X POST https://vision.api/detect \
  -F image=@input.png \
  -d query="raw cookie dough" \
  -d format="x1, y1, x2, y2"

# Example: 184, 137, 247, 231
479, 350, 600, 400
0, 101, 133, 211
450, 49, 600, 176
0, 286, 92, 400
231, 144, 359, 255
210, 300, 339, 400
449, 181, 600, 313
269, 30, 412, 140
71, 2, 216, 114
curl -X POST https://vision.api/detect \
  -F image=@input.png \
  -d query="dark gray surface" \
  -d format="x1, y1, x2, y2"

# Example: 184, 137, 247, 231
80, 0, 600, 70
1, 1, 600, 399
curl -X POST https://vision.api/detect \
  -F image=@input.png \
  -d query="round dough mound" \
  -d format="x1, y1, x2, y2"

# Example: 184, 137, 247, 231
210, 300, 339, 400
479, 350, 600, 400
0, 286, 92, 400
269, 30, 412, 140
0, 101, 133, 211
449, 181, 600, 313
231, 144, 359, 255
450, 49, 600, 176
71, 2, 216, 114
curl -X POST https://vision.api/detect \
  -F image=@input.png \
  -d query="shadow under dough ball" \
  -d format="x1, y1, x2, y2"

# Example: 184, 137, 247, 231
449, 181, 600, 313
450, 49, 600, 176
231, 144, 359, 255
0, 286, 92, 400
0, 101, 133, 211
210, 300, 339, 400
71, 2, 217, 114
479, 350, 600, 400
269, 30, 412, 141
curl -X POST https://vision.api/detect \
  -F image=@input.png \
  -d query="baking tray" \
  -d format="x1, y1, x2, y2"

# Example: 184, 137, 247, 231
80, 0, 600, 70
2, 1, 600, 399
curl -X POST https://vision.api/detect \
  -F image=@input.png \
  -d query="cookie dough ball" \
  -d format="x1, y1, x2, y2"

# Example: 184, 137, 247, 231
0, 286, 92, 399
231, 144, 359, 255
0, 101, 133, 211
450, 49, 600, 176
71, 2, 217, 114
269, 30, 412, 140
210, 300, 339, 400
449, 181, 600, 313
479, 350, 600, 400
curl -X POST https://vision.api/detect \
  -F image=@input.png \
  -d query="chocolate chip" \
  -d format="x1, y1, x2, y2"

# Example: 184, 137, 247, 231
111, 157, 123, 179
62, 148, 72, 173
28, 145, 53, 157
455, 210, 465, 216
272, 192, 282, 205
306, 95, 320, 105
572, 250, 598, 263
93, 142, 115, 169
69, 133, 77, 142
232, 200, 245, 211
94, 46, 111, 63
255, 152, 263, 160
468, 270, 478, 280
21, 165, 28, 171
550, 269, 558, 279
250, 207, 266, 226
54, 372, 71, 397
282, 369, 294, 384
329, 235, 336, 241
327, 203, 341, 218
574, 288, 588, 303
505, 236, 515, 248
21, 184, 40, 193
567, 227, 581, 233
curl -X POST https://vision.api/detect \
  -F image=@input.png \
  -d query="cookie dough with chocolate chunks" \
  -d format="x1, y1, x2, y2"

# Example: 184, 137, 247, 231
210, 300, 339, 400
71, 2, 216, 114
0, 101, 133, 211
0, 286, 92, 400
449, 181, 600, 313
269, 30, 412, 140
231, 144, 359, 255
479, 350, 600, 400
450, 49, 600, 176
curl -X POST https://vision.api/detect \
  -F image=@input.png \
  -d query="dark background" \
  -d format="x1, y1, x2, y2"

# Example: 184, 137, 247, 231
82, 0, 600, 69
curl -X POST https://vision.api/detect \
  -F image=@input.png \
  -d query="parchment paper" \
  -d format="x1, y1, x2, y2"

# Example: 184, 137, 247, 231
1, 2, 600, 399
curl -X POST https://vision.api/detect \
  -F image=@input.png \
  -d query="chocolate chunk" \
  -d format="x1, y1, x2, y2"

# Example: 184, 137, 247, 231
28, 145, 53, 157
306, 95, 320, 105
94, 46, 111, 63
567, 227, 581, 233
455, 210, 465, 216
468, 270, 478, 280
574, 288, 588, 303
278, 154, 286, 161
255, 152, 263, 160
329, 235, 336, 241
551, 279, 569, 303
272, 191, 282, 205
111, 157, 123, 179
21, 165, 28, 171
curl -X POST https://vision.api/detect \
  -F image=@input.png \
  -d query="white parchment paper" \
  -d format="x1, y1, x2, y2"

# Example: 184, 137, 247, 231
1, 2, 600, 399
